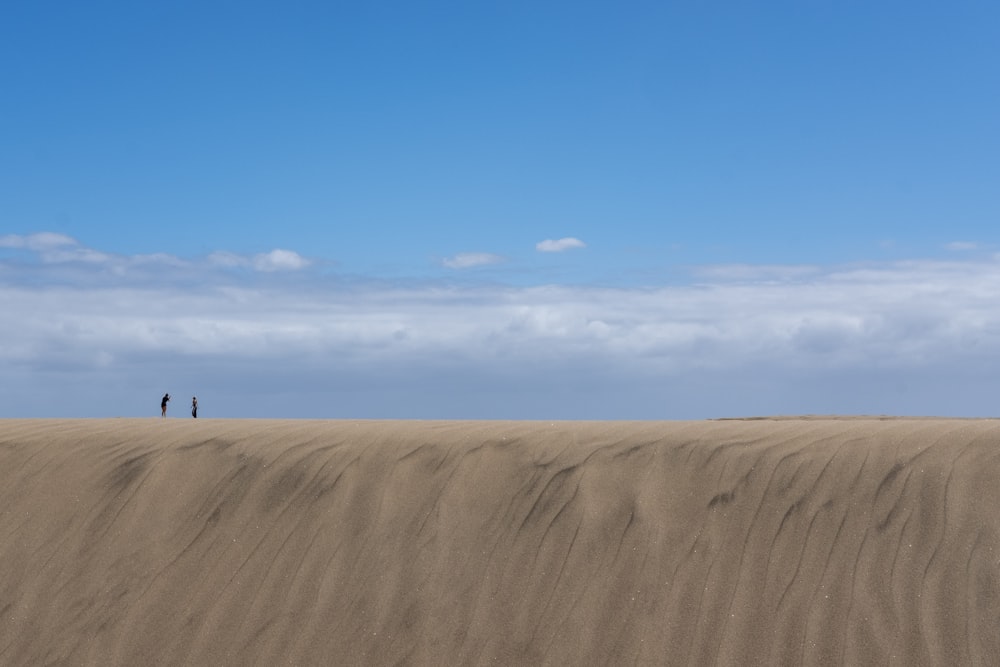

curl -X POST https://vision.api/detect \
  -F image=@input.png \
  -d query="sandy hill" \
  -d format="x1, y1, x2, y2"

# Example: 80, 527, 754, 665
0, 418, 998, 665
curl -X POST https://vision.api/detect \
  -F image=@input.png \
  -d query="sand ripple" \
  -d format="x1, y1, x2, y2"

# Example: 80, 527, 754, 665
1, 418, 998, 665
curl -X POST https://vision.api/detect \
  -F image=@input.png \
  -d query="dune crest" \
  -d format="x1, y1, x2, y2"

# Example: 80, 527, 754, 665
1, 418, 998, 665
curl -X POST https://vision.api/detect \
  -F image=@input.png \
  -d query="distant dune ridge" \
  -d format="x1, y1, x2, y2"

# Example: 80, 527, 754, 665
1, 418, 998, 665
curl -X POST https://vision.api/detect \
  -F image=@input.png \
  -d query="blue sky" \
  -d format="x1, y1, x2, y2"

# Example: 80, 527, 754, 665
2, 1, 999, 418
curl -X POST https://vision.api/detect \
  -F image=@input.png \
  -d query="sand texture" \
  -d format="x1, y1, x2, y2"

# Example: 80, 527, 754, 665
1, 417, 998, 665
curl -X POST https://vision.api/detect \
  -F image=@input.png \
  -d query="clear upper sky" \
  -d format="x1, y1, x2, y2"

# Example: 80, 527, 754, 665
2, 1, 999, 418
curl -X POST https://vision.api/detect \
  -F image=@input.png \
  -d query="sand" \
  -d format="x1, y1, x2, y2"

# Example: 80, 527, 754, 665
0, 417, 998, 665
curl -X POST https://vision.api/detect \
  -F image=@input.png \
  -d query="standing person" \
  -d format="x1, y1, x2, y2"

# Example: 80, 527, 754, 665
191, 396, 198, 419
161, 393, 170, 417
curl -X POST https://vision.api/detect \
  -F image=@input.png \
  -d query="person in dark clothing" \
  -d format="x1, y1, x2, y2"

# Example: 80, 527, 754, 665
191, 396, 198, 419
161, 393, 170, 417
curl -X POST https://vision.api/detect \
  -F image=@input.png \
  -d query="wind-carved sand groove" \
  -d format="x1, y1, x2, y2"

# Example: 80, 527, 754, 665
0, 418, 999, 665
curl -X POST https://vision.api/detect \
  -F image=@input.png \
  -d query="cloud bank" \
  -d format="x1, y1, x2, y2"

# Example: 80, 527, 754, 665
4, 234, 1000, 418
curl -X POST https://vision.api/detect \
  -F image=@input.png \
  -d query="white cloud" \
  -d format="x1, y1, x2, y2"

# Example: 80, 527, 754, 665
253, 249, 311, 272
693, 264, 821, 282
0, 232, 77, 250
208, 249, 310, 272
5, 233, 1000, 418
207, 251, 246, 268
1, 233, 310, 288
946, 241, 978, 251
442, 253, 505, 269
0, 232, 111, 264
536, 237, 586, 253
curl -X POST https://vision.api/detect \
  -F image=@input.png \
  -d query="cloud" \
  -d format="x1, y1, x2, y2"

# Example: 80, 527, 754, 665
0, 232, 77, 251
207, 251, 247, 269
536, 237, 586, 253
0, 232, 111, 264
5, 233, 1000, 418
442, 253, 505, 269
0, 234, 312, 292
254, 249, 311, 272
207, 249, 310, 272
946, 241, 978, 251
693, 264, 822, 282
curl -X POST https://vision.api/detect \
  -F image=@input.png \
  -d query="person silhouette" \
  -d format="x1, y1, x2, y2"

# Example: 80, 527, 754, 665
161, 393, 170, 417
191, 396, 198, 419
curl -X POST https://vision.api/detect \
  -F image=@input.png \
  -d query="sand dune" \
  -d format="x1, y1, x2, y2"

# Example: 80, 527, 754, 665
1, 417, 998, 665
